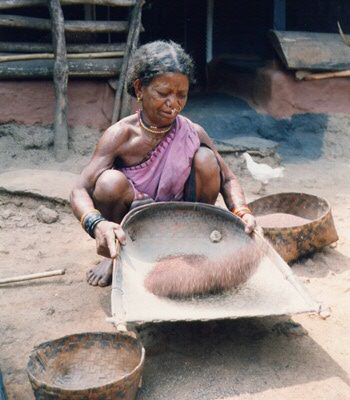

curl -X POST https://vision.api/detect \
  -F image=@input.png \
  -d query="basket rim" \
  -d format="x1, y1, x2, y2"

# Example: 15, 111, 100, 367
248, 191, 332, 229
27, 331, 145, 393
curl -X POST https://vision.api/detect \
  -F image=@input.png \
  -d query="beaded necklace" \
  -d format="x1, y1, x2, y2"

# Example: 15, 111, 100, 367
137, 110, 173, 138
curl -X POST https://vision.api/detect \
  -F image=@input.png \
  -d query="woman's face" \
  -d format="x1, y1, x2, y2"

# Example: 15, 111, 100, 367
135, 72, 189, 126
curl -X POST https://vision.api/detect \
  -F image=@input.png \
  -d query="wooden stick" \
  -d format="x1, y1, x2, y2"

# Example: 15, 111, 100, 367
0, 51, 124, 62
296, 69, 350, 81
0, 269, 65, 285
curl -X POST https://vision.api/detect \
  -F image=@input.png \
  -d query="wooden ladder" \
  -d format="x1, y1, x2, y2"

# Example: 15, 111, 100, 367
0, 0, 144, 161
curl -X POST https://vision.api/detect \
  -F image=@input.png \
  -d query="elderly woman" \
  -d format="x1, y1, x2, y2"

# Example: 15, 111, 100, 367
70, 40, 256, 287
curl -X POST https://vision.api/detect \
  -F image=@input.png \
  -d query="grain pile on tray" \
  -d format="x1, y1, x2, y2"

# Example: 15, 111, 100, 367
144, 240, 264, 298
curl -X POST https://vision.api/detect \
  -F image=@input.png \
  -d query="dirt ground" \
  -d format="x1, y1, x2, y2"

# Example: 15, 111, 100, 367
0, 124, 350, 399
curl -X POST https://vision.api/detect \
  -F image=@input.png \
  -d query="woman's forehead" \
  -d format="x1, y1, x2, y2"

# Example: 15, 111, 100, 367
149, 72, 189, 89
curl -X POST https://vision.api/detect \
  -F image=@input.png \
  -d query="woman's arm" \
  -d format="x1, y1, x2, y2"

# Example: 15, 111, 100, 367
70, 124, 128, 256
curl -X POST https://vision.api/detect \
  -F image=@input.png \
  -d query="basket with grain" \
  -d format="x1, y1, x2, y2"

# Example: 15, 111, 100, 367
249, 192, 338, 263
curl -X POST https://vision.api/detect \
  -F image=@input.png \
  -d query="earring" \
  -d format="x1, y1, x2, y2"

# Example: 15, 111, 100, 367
137, 96, 142, 103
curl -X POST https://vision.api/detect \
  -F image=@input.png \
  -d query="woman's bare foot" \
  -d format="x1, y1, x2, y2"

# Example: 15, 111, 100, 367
86, 258, 113, 287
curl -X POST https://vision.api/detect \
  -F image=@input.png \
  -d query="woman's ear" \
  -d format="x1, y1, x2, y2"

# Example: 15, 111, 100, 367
134, 79, 142, 99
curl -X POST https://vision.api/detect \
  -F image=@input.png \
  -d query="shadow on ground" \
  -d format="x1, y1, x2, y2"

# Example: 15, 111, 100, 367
136, 317, 349, 400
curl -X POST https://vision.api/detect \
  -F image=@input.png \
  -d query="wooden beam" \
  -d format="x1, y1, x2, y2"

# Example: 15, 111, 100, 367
64, 20, 129, 33
0, 41, 126, 53
0, 15, 51, 30
0, 51, 124, 62
48, 0, 69, 162
0, 0, 136, 9
0, 15, 129, 33
0, 58, 122, 78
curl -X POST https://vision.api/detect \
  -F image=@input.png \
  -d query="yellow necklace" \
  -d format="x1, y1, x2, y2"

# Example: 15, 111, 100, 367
138, 110, 173, 136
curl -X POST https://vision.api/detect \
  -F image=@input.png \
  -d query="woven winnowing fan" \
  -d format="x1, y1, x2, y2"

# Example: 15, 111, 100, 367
110, 202, 318, 325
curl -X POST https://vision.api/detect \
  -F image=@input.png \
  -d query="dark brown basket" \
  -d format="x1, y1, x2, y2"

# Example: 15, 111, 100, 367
27, 332, 145, 400
248, 192, 338, 263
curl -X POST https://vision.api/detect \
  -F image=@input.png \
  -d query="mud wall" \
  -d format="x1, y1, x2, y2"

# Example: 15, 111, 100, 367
1, 60, 350, 131
207, 59, 350, 119
0, 80, 116, 131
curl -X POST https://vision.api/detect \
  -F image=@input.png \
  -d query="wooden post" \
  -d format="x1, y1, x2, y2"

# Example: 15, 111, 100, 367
112, 0, 144, 123
47, 0, 69, 162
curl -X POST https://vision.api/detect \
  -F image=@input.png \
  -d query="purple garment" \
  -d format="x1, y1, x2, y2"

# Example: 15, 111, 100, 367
119, 114, 200, 201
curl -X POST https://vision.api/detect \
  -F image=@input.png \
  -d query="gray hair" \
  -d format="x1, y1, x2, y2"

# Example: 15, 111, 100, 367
126, 40, 195, 97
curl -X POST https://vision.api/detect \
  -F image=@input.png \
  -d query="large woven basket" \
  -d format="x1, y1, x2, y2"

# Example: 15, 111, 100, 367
248, 192, 338, 263
27, 332, 145, 400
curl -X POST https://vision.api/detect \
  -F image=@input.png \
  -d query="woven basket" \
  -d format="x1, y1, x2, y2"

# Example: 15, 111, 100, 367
27, 332, 145, 400
248, 192, 338, 263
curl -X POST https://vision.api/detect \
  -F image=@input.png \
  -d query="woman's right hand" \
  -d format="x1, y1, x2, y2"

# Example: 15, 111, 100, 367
93, 220, 127, 259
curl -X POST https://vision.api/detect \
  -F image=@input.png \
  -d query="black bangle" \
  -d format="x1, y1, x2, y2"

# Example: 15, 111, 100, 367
88, 217, 106, 238
83, 213, 106, 238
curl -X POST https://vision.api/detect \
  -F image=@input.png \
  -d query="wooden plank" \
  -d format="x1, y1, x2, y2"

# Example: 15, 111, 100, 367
0, 41, 126, 53
268, 30, 350, 71
0, 0, 136, 9
0, 58, 122, 78
0, 15, 129, 33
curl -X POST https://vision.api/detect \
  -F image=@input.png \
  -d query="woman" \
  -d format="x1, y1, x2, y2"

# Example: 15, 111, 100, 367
70, 40, 256, 287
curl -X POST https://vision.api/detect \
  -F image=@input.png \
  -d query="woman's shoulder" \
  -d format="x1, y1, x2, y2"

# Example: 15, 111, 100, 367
103, 113, 138, 138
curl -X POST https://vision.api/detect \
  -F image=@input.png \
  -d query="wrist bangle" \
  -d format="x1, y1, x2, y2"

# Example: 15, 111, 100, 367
88, 217, 106, 239
231, 205, 253, 219
82, 212, 106, 238
80, 209, 101, 226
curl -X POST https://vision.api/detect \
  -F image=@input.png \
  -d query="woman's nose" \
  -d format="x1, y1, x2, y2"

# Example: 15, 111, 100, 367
166, 98, 181, 113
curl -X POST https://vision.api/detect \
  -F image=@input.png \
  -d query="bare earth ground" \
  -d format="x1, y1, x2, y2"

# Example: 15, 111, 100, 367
0, 135, 350, 399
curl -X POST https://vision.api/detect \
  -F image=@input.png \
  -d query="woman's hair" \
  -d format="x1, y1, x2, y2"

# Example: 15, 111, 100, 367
126, 40, 195, 97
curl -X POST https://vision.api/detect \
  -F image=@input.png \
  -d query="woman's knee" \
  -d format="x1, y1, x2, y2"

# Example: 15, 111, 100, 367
93, 170, 133, 204
194, 147, 220, 180
193, 147, 221, 203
